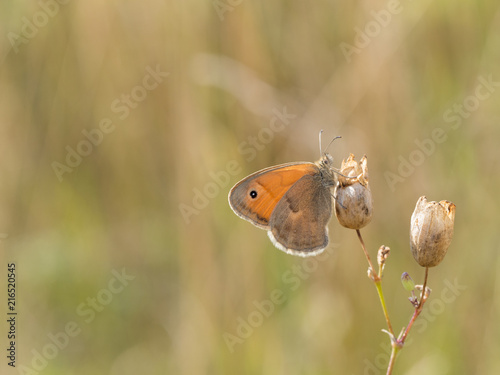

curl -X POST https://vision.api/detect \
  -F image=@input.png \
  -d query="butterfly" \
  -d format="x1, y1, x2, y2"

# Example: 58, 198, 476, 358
228, 135, 341, 257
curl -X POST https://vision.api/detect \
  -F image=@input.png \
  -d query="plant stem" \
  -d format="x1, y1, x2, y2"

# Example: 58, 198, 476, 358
386, 345, 400, 375
356, 229, 377, 279
355, 231, 433, 375
355, 230, 394, 336
417, 267, 429, 310
400, 267, 429, 344
386, 267, 430, 374
374, 280, 394, 336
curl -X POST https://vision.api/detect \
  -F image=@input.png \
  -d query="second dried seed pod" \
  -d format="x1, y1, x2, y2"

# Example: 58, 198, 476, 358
410, 196, 456, 267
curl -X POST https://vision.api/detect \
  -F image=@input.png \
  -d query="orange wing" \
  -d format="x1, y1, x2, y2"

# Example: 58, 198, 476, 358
228, 162, 319, 229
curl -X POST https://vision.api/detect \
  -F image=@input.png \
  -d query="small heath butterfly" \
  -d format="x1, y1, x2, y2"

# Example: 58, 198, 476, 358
228, 135, 340, 257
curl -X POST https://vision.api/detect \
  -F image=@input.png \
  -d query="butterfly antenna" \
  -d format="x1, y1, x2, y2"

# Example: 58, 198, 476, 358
323, 135, 342, 154
319, 129, 324, 154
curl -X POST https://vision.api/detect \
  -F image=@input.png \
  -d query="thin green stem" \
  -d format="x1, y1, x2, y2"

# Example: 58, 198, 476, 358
386, 345, 400, 375
355, 230, 393, 335
374, 280, 394, 336
355, 231, 433, 375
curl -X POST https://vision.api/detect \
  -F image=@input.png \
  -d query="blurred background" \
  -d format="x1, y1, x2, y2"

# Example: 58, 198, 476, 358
1, 0, 499, 374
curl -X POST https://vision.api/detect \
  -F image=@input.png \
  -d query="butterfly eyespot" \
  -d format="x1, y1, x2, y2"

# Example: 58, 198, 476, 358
249, 190, 258, 199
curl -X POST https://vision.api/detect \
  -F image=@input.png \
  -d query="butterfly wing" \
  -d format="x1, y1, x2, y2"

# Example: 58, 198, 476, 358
228, 162, 318, 229
268, 174, 333, 256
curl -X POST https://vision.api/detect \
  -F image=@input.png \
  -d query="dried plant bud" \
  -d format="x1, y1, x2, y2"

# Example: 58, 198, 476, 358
335, 154, 373, 229
415, 285, 432, 299
410, 196, 456, 267
377, 245, 390, 269
408, 295, 419, 307
401, 272, 415, 292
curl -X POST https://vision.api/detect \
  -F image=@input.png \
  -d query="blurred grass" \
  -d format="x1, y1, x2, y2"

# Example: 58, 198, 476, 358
1, 0, 500, 374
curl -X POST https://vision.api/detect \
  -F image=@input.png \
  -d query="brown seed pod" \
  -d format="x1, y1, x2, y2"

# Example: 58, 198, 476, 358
334, 154, 373, 230
410, 196, 456, 267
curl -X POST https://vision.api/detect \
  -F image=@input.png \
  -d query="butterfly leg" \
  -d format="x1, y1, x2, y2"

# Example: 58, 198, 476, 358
332, 192, 347, 209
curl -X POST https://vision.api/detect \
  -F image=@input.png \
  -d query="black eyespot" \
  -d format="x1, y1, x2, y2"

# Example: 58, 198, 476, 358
249, 190, 258, 199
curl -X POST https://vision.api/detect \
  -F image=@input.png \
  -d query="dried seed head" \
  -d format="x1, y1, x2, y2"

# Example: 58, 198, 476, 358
410, 196, 456, 267
335, 154, 373, 229
377, 245, 390, 269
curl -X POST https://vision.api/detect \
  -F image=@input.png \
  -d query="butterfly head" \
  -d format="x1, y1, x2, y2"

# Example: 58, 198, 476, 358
318, 152, 334, 168
315, 152, 337, 187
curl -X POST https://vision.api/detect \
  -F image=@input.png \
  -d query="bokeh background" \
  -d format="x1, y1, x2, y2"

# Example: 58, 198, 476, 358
1, 1, 499, 374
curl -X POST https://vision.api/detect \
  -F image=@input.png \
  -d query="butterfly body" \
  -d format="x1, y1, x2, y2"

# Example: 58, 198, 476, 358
228, 153, 337, 257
